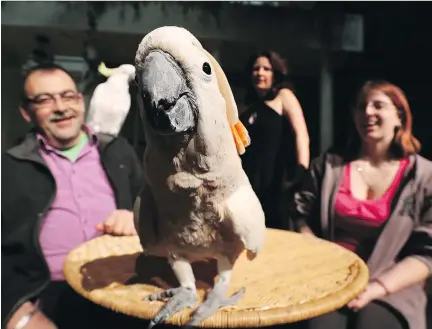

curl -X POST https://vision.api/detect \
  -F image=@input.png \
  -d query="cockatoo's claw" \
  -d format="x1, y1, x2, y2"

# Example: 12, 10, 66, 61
144, 287, 198, 329
147, 320, 158, 329
143, 287, 183, 301
186, 287, 246, 327
222, 287, 246, 306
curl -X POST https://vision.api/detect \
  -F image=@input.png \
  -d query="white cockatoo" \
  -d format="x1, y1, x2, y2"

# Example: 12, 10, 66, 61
86, 62, 136, 136
133, 26, 265, 328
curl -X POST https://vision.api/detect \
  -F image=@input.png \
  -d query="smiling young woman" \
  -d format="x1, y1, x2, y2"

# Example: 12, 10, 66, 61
290, 80, 432, 329
351, 80, 420, 158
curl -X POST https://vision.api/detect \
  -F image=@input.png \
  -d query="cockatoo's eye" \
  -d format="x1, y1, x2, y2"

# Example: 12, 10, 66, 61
202, 62, 211, 75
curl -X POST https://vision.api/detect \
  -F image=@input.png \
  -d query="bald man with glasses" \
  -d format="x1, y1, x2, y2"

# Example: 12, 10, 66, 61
2, 63, 144, 329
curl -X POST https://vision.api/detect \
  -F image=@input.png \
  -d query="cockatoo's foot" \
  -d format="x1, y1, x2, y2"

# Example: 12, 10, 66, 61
144, 286, 198, 329
186, 287, 246, 327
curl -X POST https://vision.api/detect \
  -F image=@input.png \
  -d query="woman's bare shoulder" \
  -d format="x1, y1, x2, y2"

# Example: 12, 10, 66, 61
277, 88, 302, 114
277, 88, 297, 100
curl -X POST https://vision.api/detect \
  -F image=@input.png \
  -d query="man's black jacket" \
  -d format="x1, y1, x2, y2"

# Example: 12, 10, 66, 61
1, 132, 143, 328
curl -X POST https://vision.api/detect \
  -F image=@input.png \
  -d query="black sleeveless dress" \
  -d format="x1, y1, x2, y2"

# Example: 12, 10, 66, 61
240, 100, 295, 229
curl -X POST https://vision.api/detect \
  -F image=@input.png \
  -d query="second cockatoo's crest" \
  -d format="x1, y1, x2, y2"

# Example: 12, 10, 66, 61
98, 62, 112, 77
135, 26, 250, 155
98, 62, 136, 81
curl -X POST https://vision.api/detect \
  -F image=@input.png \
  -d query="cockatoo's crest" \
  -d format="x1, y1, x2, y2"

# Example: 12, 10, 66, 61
98, 62, 112, 77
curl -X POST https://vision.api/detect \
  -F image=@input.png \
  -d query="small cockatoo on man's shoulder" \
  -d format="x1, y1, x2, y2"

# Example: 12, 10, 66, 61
86, 62, 135, 136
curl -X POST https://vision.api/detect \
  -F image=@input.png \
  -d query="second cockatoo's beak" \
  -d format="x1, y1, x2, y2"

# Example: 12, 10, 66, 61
98, 62, 115, 78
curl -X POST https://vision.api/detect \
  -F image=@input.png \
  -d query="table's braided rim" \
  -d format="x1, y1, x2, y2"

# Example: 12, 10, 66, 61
64, 229, 369, 327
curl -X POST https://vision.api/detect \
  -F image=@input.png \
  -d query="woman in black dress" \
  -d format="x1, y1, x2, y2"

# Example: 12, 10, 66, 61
240, 50, 310, 229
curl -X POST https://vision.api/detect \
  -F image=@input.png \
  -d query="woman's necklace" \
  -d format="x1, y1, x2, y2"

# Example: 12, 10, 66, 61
354, 160, 399, 191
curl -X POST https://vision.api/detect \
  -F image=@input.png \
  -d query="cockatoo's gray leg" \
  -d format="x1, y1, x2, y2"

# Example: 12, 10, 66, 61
144, 257, 198, 329
186, 256, 245, 327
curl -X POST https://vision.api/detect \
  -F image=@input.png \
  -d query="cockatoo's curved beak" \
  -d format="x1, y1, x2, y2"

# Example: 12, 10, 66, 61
138, 50, 196, 136
98, 62, 114, 77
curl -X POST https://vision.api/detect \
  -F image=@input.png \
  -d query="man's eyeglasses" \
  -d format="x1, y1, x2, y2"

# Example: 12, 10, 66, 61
23, 91, 81, 109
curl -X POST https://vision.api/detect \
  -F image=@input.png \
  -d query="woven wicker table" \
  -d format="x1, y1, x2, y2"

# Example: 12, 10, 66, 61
64, 229, 369, 328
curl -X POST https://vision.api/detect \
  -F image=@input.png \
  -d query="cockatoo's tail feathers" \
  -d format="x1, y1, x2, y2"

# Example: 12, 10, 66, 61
98, 62, 114, 78
203, 49, 250, 155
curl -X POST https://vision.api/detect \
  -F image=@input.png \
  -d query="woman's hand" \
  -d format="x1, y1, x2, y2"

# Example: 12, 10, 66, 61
347, 281, 388, 311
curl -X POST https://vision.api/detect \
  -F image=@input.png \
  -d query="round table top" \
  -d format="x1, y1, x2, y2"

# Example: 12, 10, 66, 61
64, 229, 369, 328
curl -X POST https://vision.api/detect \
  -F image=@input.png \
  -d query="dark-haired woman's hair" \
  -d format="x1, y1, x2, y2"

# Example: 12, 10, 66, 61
244, 50, 293, 105
344, 80, 421, 159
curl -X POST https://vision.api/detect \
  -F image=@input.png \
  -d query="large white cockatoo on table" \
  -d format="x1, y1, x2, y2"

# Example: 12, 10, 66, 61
133, 26, 266, 328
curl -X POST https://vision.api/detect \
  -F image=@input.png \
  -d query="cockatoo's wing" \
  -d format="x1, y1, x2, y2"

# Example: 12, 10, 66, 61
201, 50, 264, 254
133, 181, 161, 251
224, 184, 266, 259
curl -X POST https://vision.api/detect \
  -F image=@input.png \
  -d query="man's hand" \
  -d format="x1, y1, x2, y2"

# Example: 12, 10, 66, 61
347, 281, 388, 311
7, 302, 57, 329
96, 209, 137, 236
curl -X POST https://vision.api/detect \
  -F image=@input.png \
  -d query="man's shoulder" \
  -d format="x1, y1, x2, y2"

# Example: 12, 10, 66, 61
3, 136, 35, 164
98, 134, 140, 170
99, 134, 134, 154
4, 130, 38, 155
2, 136, 47, 190
2, 151, 17, 169
98, 134, 142, 183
